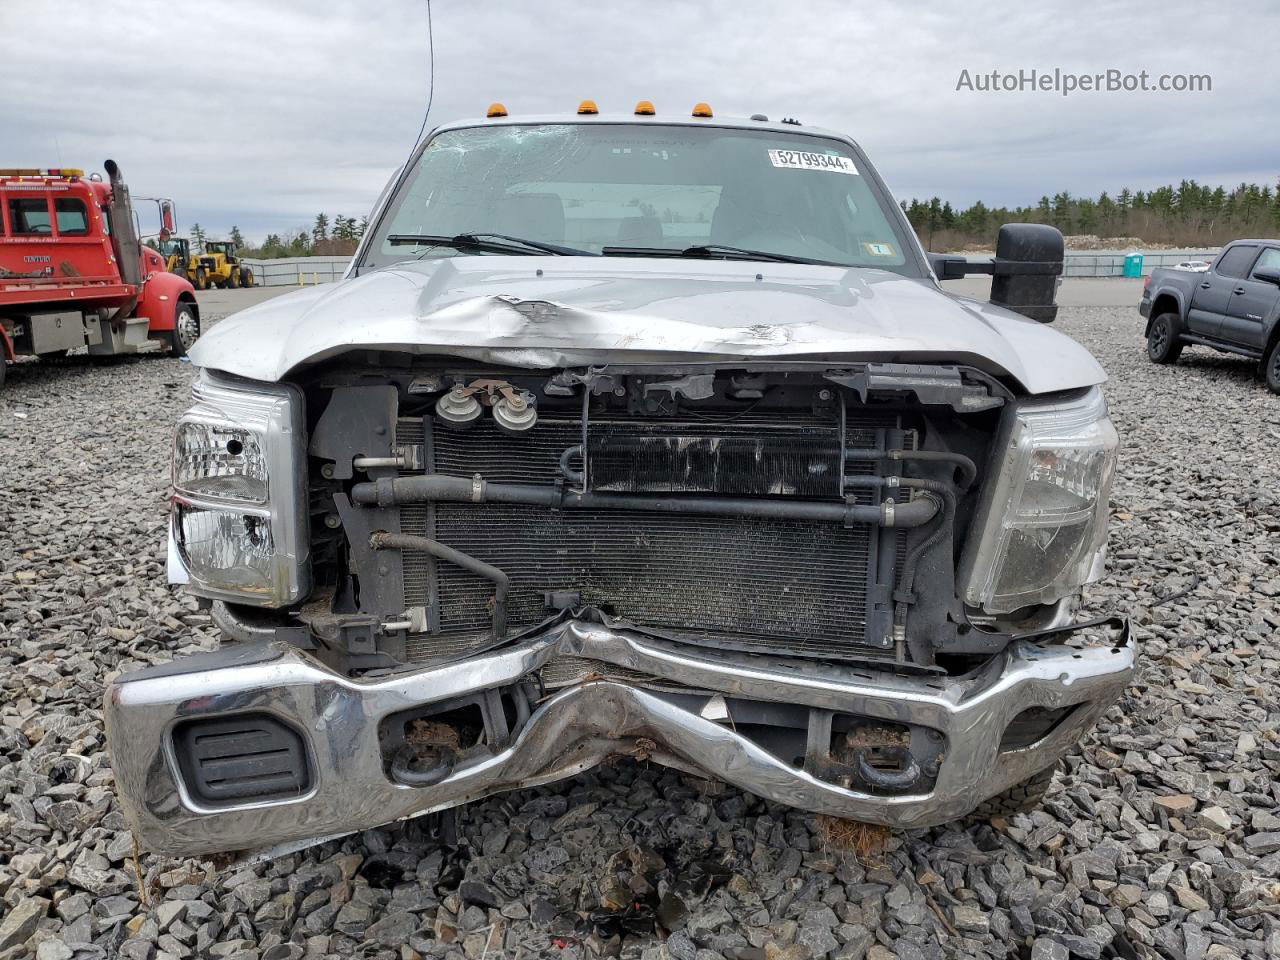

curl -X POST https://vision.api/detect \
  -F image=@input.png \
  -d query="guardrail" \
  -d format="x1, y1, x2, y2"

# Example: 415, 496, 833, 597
239, 248, 1222, 286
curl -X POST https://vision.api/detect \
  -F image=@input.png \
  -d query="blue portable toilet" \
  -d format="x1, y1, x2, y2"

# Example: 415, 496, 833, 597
1123, 252, 1144, 278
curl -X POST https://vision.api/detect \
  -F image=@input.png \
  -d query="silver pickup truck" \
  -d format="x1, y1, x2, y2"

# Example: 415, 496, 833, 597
106, 106, 1131, 858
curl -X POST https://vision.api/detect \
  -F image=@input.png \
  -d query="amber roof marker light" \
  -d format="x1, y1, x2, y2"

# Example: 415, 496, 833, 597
486, 103, 508, 118
577, 99, 599, 115
634, 100, 656, 115
691, 102, 713, 117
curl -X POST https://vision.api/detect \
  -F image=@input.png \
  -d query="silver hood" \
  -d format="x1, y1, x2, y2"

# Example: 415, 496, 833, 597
191, 257, 1105, 394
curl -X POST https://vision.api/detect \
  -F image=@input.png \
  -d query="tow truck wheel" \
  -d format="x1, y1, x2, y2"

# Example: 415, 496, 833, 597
1147, 313, 1183, 364
169, 303, 200, 357
228, 268, 241, 289
969, 764, 1056, 820
1264, 338, 1280, 394
194, 267, 208, 291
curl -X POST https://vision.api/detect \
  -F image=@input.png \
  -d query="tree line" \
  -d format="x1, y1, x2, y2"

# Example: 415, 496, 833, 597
901, 179, 1280, 250
171, 214, 370, 258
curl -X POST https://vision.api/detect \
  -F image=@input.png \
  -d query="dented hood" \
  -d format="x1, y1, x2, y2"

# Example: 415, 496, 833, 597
191, 257, 1105, 394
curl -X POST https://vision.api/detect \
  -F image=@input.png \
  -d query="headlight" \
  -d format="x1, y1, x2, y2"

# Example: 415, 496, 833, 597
172, 373, 309, 606
962, 387, 1118, 613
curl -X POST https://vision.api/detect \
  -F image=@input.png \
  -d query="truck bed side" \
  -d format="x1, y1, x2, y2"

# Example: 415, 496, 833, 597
1139, 267, 1199, 331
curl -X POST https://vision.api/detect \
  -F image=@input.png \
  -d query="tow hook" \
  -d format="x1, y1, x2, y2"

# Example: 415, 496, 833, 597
853, 747, 923, 791
815, 724, 932, 793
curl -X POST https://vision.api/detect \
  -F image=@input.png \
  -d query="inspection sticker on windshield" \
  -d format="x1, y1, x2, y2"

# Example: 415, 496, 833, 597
768, 149, 859, 175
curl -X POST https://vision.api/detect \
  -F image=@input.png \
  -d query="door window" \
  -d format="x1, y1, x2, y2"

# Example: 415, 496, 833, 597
1250, 248, 1280, 278
7, 197, 53, 234
1214, 244, 1258, 278
54, 198, 89, 236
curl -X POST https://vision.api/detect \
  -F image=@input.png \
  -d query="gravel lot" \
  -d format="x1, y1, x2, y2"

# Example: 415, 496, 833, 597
2, 302, 1278, 960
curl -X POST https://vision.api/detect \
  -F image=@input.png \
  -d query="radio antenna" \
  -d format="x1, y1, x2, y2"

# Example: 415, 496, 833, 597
410, 0, 436, 151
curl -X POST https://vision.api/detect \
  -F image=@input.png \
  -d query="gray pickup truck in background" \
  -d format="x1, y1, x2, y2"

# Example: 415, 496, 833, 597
1141, 239, 1280, 392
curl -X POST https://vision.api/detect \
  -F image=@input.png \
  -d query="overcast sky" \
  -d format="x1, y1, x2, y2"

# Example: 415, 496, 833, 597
5, 0, 1277, 242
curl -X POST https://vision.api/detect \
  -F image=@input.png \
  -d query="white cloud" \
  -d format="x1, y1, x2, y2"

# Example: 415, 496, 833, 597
3, 0, 1275, 240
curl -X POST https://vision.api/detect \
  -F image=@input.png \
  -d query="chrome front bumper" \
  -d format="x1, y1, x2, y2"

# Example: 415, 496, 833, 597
106, 620, 1134, 857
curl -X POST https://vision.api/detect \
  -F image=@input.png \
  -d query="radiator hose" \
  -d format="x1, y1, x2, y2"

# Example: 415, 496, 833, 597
369, 531, 509, 641
845, 447, 978, 490
352, 473, 940, 528
892, 478, 957, 629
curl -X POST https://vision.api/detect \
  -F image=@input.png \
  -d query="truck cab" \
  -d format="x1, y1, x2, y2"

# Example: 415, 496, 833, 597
0, 164, 202, 385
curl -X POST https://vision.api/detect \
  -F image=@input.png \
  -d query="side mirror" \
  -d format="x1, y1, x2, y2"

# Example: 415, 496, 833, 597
1253, 268, 1280, 286
928, 223, 1064, 323
989, 223, 1064, 323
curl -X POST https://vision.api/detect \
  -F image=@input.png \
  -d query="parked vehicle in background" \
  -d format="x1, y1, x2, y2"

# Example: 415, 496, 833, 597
157, 233, 212, 290
107, 103, 1130, 858
1174, 260, 1211, 272
0, 162, 201, 386
198, 240, 255, 288
160, 235, 195, 280
1141, 239, 1280, 392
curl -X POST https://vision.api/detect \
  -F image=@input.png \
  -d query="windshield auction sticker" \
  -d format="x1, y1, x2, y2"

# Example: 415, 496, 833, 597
767, 149, 859, 174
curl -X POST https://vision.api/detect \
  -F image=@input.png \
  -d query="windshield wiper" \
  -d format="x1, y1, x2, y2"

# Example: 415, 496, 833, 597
600, 243, 842, 266
387, 233, 594, 257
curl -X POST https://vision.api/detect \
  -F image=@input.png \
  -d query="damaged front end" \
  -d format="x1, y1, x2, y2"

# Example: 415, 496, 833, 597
109, 358, 1131, 857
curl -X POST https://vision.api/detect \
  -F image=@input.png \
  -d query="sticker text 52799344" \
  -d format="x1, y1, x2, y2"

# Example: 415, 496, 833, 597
767, 149, 859, 175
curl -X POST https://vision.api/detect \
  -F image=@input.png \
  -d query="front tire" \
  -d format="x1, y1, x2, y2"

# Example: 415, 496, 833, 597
1264, 338, 1280, 394
168, 302, 200, 357
240, 267, 254, 288
194, 267, 208, 291
228, 267, 241, 289
1147, 313, 1183, 364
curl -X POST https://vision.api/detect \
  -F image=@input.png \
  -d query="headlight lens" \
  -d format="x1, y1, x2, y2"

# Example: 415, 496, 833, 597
172, 373, 309, 607
174, 422, 268, 502
174, 503, 277, 595
963, 388, 1118, 613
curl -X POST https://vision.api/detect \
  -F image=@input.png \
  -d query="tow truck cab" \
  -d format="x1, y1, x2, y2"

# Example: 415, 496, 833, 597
0, 164, 201, 381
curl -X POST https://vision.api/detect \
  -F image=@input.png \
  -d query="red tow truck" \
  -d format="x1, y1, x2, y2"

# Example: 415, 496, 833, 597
0, 160, 201, 388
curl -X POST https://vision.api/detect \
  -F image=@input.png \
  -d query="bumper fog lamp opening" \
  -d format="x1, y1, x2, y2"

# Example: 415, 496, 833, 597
999, 704, 1079, 752
172, 712, 311, 807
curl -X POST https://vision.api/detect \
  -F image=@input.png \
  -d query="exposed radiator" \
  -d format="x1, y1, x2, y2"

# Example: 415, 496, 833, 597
396, 410, 903, 662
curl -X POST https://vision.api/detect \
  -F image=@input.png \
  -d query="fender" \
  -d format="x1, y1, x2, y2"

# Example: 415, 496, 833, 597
1143, 285, 1187, 337
136, 270, 198, 333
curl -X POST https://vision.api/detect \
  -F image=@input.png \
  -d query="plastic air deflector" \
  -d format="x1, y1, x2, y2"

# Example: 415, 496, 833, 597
173, 713, 310, 806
